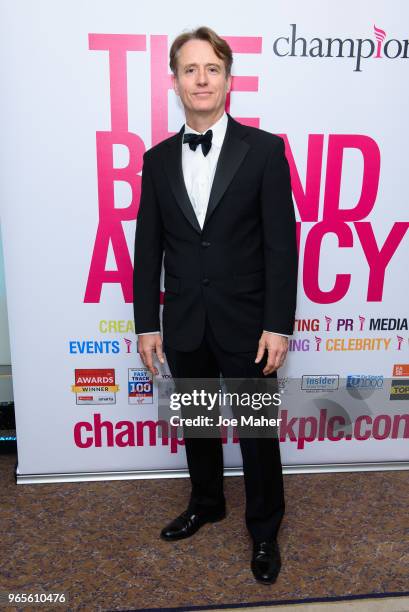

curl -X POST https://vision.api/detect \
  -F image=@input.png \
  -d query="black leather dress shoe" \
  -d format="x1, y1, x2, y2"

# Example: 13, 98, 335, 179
160, 508, 226, 541
251, 540, 281, 584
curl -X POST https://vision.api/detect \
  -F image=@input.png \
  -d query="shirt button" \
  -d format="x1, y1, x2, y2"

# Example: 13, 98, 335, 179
202, 278, 210, 286
201, 241, 211, 248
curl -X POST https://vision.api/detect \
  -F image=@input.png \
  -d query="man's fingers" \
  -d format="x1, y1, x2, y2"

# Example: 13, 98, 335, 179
263, 347, 287, 375
263, 348, 278, 375
138, 334, 163, 376
156, 340, 165, 365
255, 333, 290, 373
254, 340, 266, 363
278, 350, 288, 368
273, 353, 283, 371
263, 348, 288, 374
144, 350, 158, 376
139, 347, 156, 376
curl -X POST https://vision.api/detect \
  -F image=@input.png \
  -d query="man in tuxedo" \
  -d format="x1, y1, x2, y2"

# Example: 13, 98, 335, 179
133, 26, 298, 584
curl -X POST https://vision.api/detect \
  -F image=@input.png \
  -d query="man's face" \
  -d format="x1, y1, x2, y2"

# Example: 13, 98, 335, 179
172, 39, 231, 117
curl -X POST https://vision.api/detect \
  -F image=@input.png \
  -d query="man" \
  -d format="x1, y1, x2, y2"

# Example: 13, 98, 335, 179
133, 26, 298, 584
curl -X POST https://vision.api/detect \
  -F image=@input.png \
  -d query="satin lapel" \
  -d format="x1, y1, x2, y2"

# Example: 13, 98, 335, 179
203, 114, 250, 228
162, 115, 250, 234
163, 125, 202, 235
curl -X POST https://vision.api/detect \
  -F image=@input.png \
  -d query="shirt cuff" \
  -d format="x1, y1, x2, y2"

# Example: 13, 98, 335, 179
137, 331, 161, 335
263, 330, 289, 338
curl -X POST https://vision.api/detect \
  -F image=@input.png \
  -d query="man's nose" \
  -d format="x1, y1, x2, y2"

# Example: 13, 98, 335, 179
196, 67, 208, 85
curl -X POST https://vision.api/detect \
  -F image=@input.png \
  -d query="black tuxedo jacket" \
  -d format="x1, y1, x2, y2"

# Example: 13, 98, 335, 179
133, 113, 298, 352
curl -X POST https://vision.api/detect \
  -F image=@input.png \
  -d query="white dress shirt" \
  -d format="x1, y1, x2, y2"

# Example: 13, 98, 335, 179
139, 111, 288, 338
182, 111, 227, 229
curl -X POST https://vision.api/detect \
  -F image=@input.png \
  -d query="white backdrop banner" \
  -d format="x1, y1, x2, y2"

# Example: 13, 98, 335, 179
0, 0, 408, 479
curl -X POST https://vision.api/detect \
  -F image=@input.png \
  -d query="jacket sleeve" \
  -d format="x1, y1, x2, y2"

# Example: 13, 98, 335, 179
261, 137, 298, 335
133, 152, 163, 334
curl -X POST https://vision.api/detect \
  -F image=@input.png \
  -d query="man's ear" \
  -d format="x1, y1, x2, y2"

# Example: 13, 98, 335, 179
226, 74, 232, 94
172, 73, 180, 97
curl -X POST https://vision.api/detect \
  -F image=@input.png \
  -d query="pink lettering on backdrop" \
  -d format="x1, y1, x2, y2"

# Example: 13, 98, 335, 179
84, 131, 144, 302
150, 35, 173, 145
280, 134, 324, 221
224, 36, 262, 128
88, 34, 146, 131
85, 34, 146, 302
303, 222, 353, 304
323, 135, 380, 221
84, 32, 406, 305
354, 222, 409, 300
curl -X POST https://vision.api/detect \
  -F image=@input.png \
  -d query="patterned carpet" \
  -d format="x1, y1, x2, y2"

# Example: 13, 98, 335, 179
1, 453, 408, 611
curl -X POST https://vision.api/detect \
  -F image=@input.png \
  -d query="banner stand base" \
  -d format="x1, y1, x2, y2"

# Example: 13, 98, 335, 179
15, 461, 409, 485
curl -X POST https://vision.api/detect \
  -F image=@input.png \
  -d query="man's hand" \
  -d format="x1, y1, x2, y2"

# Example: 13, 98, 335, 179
138, 333, 165, 376
255, 332, 288, 375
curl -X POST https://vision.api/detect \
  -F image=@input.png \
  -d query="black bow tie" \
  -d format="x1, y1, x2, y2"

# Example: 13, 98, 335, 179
183, 129, 213, 156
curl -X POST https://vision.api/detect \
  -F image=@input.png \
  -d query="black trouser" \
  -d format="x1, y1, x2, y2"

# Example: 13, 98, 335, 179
164, 316, 285, 543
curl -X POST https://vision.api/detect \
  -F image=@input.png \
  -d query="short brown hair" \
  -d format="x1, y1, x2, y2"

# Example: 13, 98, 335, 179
169, 26, 233, 77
